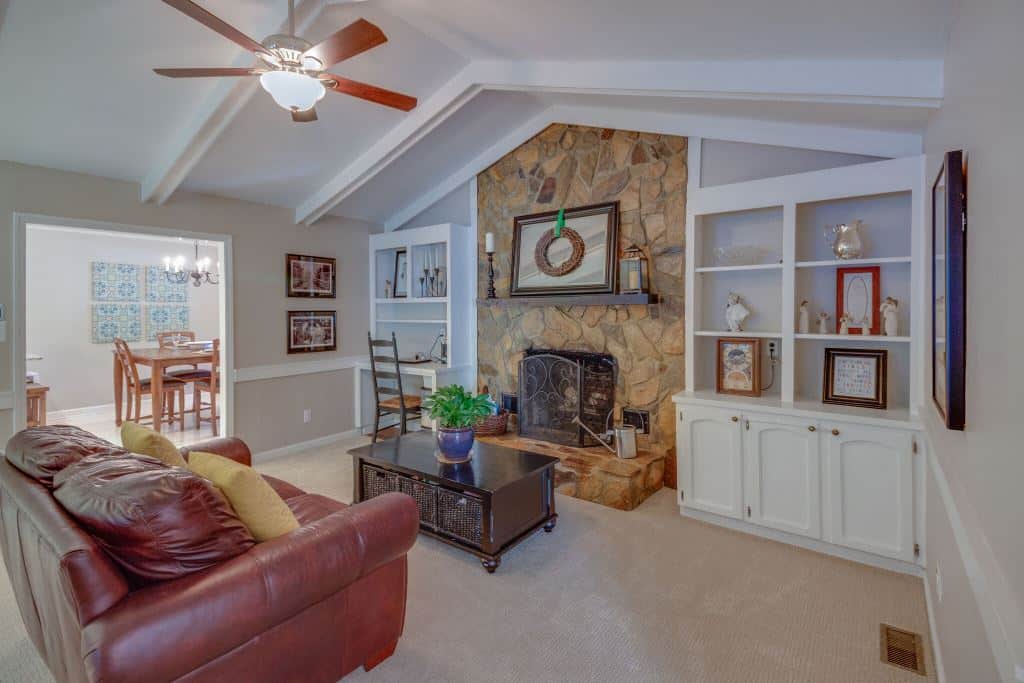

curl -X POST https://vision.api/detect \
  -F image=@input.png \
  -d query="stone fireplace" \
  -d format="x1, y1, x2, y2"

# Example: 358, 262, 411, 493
476, 123, 686, 501
518, 349, 616, 447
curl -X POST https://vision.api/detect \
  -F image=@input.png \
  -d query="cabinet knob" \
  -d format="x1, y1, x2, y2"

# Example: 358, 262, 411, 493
731, 416, 739, 422
808, 425, 816, 432
831, 428, 840, 436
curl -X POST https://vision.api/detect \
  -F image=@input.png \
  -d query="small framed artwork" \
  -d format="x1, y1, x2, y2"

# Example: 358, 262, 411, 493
823, 348, 888, 409
932, 150, 967, 430
510, 201, 619, 296
287, 310, 337, 354
836, 265, 881, 335
716, 337, 762, 397
392, 249, 408, 298
286, 254, 336, 298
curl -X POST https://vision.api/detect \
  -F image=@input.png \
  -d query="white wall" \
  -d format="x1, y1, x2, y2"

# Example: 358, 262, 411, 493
26, 226, 220, 412
396, 182, 471, 230
700, 139, 882, 187
922, 1, 1024, 680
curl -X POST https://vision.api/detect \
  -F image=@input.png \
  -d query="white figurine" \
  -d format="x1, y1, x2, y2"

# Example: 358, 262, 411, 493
384, 279, 392, 299
798, 300, 810, 334
880, 297, 899, 337
861, 324, 871, 335
725, 292, 751, 332
839, 314, 852, 335
817, 312, 830, 334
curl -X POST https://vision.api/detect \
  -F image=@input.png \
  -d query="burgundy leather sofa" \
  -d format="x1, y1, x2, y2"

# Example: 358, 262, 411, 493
0, 427, 419, 683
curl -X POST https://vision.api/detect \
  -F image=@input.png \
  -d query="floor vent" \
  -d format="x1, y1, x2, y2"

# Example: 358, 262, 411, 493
880, 624, 926, 675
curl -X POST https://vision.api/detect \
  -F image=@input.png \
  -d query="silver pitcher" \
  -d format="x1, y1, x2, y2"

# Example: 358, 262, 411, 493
824, 220, 864, 260
572, 417, 639, 459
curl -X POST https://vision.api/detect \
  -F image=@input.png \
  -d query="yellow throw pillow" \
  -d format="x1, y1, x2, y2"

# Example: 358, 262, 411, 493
121, 421, 188, 469
187, 451, 300, 542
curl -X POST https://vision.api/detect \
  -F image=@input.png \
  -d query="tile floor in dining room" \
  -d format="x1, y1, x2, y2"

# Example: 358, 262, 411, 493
48, 395, 221, 448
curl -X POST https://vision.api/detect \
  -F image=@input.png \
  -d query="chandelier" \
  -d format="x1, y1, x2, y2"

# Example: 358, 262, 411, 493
163, 241, 219, 287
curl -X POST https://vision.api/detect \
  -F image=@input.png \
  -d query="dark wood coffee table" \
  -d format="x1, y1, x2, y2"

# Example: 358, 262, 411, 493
349, 432, 559, 573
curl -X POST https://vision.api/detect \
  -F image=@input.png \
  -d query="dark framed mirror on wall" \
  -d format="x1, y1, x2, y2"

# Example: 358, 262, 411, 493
932, 150, 967, 430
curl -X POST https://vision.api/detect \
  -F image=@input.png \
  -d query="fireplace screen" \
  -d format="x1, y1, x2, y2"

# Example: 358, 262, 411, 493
518, 349, 616, 447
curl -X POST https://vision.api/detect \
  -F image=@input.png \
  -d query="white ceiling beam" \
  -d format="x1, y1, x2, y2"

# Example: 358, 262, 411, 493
140, 0, 328, 205
380, 103, 923, 230
301, 57, 940, 224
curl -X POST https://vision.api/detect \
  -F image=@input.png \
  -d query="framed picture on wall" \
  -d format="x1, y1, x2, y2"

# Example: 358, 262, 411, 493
932, 150, 967, 430
823, 348, 887, 409
716, 337, 762, 397
510, 201, 619, 296
287, 310, 337, 353
286, 254, 336, 298
836, 265, 881, 335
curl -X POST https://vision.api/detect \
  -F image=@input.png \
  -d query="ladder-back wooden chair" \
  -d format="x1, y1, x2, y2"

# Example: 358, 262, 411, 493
367, 332, 422, 442
113, 338, 187, 431
193, 339, 220, 436
157, 330, 202, 375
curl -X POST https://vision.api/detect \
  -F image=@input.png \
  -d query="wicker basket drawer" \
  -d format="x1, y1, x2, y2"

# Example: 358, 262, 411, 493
361, 464, 399, 500
436, 488, 484, 547
398, 475, 437, 528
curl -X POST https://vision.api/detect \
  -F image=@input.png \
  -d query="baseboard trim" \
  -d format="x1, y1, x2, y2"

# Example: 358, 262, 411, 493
253, 428, 363, 463
235, 356, 366, 383
923, 560, 948, 683
48, 402, 116, 423
679, 505, 924, 577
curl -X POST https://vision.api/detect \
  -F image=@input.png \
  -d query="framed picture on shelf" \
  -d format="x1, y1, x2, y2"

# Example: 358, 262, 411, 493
932, 150, 967, 430
287, 310, 337, 354
823, 348, 887, 409
286, 254, 336, 298
836, 265, 881, 335
392, 249, 408, 298
716, 337, 762, 397
510, 201, 619, 296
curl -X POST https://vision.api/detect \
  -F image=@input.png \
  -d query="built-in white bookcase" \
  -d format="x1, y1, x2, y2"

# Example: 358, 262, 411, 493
684, 156, 925, 421
368, 223, 475, 369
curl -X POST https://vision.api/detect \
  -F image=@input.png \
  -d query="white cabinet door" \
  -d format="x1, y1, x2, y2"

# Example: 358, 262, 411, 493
678, 406, 743, 519
824, 423, 914, 561
743, 416, 822, 539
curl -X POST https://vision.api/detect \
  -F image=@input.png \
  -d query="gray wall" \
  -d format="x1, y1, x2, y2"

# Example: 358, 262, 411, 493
923, 0, 1023, 679
25, 227, 220, 412
700, 139, 882, 187
0, 161, 376, 454
396, 182, 472, 230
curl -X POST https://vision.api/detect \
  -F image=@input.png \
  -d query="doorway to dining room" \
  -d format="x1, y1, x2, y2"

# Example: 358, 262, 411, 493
20, 219, 231, 447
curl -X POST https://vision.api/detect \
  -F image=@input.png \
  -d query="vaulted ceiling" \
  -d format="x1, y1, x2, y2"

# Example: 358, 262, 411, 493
0, 0, 954, 228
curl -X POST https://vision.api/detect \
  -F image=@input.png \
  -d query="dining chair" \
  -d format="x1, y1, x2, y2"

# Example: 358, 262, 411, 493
158, 330, 202, 375
113, 338, 187, 431
193, 339, 220, 436
367, 332, 423, 443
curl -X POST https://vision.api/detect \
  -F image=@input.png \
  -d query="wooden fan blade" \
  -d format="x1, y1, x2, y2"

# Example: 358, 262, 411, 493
303, 19, 386, 68
154, 67, 261, 78
161, 0, 272, 57
324, 75, 417, 112
291, 108, 318, 123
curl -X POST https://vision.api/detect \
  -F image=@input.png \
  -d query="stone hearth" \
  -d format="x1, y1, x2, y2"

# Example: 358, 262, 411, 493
477, 432, 664, 511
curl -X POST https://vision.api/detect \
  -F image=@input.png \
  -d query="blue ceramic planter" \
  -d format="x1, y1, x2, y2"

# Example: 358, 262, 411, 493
436, 427, 474, 461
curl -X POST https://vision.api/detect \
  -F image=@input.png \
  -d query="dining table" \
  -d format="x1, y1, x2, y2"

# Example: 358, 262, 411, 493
113, 346, 215, 432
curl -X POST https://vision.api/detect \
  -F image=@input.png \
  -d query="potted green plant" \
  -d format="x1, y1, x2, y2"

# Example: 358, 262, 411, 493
422, 385, 493, 461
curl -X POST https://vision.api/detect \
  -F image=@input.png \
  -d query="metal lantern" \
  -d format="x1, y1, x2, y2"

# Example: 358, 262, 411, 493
619, 244, 649, 294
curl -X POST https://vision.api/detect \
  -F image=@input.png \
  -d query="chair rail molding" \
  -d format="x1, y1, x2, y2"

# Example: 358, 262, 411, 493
234, 355, 367, 383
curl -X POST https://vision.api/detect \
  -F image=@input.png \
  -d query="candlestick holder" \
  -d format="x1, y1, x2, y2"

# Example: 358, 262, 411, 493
486, 251, 496, 299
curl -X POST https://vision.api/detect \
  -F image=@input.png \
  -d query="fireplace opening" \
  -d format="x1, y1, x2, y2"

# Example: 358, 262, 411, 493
518, 349, 616, 447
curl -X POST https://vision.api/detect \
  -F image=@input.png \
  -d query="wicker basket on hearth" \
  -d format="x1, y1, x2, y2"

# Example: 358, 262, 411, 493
473, 410, 509, 436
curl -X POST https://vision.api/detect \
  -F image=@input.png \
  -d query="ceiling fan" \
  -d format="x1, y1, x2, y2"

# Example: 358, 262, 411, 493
153, 0, 417, 122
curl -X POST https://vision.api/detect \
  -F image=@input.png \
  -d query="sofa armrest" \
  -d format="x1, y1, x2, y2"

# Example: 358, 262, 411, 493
179, 437, 251, 466
81, 493, 418, 683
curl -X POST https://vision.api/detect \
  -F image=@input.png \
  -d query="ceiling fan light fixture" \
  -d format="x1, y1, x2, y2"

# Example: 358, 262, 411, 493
259, 69, 326, 112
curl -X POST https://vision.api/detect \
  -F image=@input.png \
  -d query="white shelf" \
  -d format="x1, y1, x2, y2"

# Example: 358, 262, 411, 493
795, 256, 911, 268
375, 297, 449, 304
795, 333, 911, 343
695, 330, 783, 338
695, 263, 783, 273
675, 390, 916, 428
376, 319, 448, 325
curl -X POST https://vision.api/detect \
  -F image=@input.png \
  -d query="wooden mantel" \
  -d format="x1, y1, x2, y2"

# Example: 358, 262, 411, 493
477, 293, 659, 307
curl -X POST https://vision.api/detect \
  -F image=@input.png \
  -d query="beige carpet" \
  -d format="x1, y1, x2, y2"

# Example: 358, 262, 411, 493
0, 436, 935, 682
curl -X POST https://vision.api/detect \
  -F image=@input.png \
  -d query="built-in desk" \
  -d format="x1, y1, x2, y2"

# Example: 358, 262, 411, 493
353, 361, 475, 432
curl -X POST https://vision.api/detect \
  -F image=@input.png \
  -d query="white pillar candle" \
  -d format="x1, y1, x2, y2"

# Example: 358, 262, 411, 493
485, 232, 495, 253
